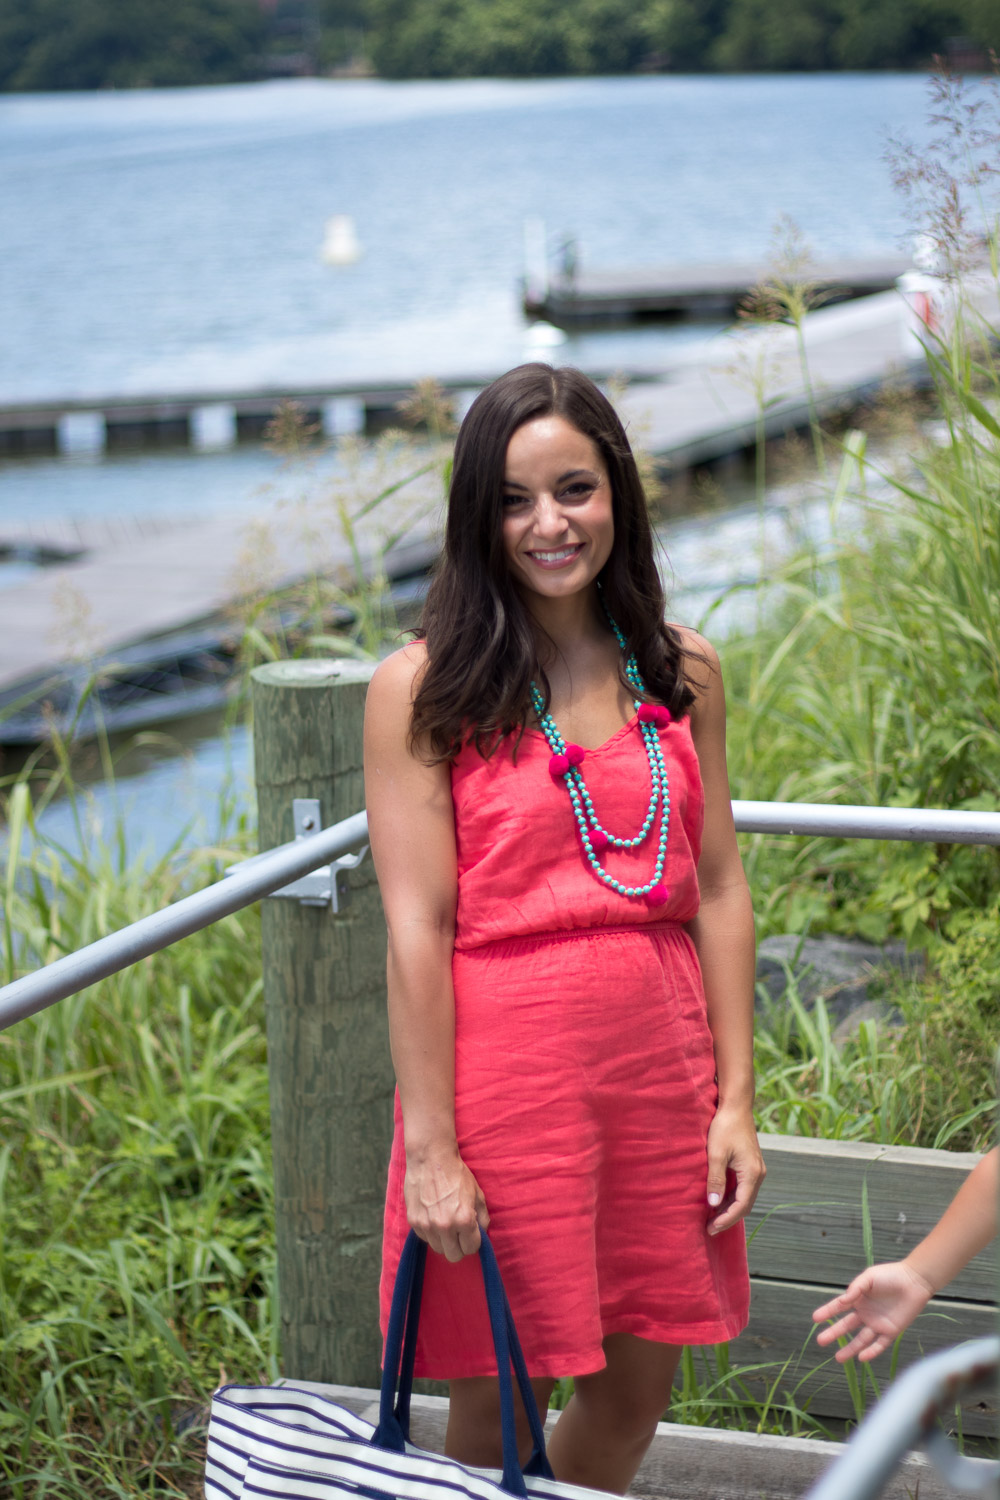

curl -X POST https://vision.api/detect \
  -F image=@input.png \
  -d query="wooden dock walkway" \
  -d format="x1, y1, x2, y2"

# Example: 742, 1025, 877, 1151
0, 482, 443, 700
1, 281, 991, 702
524, 255, 913, 323
618, 286, 928, 469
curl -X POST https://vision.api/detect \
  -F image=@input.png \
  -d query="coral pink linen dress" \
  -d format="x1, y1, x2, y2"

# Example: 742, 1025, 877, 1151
379, 710, 750, 1377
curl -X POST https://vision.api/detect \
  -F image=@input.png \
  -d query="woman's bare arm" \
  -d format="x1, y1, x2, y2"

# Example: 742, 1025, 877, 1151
682, 631, 765, 1235
364, 644, 488, 1261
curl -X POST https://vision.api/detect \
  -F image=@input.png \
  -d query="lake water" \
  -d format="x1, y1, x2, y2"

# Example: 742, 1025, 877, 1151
3, 73, 932, 404
0, 72, 937, 858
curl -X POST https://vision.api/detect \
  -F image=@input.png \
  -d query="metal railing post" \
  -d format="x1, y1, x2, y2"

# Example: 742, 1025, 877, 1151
252, 659, 392, 1387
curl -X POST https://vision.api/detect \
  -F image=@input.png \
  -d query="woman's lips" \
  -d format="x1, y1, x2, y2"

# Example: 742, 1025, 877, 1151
525, 543, 584, 569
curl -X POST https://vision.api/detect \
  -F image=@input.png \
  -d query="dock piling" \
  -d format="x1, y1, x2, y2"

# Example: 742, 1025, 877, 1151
322, 397, 366, 438
252, 657, 392, 1386
57, 410, 106, 458
191, 402, 237, 451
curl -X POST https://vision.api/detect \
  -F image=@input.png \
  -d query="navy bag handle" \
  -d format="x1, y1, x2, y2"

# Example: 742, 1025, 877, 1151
374, 1229, 555, 1496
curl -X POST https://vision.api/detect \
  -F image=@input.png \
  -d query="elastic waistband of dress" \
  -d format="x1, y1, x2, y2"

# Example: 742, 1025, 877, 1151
454, 919, 687, 953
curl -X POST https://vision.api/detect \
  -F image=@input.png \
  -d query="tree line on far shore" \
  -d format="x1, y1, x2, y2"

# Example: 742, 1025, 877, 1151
2, 0, 999, 91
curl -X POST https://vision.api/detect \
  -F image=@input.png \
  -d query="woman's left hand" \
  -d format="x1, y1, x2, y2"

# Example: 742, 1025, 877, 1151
705, 1106, 765, 1236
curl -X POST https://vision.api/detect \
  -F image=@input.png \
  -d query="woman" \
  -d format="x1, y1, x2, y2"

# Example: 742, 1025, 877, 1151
364, 364, 764, 1495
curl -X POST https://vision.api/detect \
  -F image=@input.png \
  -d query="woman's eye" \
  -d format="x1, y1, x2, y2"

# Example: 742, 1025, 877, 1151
561, 482, 595, 500
502, 493, 528, 507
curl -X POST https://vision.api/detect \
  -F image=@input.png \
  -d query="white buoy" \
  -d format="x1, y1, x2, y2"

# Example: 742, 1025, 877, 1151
321, 215, 362, 266
524, 320, 566, 348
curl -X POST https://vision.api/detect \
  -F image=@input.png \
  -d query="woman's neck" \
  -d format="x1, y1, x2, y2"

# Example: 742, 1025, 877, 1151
522, 585, 607, 665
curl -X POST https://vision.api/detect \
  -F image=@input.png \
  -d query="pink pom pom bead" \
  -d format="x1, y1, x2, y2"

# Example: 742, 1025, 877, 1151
645, 883, 670, 907
638, 703, 671, 727
565, 743, 586, 767
589, 828, 609, 852
548, 752, 569, 778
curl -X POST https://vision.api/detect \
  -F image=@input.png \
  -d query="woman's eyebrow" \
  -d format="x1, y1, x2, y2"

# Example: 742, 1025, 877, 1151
502, 468, 599, 490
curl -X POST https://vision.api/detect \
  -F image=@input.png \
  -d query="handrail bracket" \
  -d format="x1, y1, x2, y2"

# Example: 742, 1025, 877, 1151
226, 798, 369, 914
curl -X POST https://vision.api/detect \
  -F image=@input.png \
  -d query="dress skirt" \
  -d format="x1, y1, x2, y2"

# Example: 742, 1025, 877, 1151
380, 919, 749, 1378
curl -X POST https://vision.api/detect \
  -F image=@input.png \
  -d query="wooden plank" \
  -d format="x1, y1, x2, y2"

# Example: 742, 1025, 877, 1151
750, 1134, 997, 1303
730, 1277, 997, 1435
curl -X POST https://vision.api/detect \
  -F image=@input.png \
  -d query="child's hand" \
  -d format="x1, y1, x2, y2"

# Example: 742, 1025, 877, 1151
812, 1263, 935, 1362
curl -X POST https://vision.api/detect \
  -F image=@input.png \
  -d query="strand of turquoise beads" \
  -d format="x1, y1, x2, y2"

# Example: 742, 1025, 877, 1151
529, 613, 672, 907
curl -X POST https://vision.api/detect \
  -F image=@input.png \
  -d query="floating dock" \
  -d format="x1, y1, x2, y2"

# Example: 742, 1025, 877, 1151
524, 256, 913, 325
0, 382, 487, 460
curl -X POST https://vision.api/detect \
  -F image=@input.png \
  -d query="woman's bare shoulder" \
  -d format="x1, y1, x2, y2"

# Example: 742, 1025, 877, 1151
368, 640, 429, 708
668, 622, 721, 698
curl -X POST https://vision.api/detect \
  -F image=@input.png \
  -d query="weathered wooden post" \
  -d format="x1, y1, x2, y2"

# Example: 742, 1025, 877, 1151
252, 658, 392, 1387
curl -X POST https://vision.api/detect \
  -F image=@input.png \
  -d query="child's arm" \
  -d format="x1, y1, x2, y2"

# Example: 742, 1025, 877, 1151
812, 1146, 998, 1363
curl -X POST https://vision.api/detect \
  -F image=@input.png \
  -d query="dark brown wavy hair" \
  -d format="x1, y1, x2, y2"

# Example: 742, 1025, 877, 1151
411, 363, 700, 760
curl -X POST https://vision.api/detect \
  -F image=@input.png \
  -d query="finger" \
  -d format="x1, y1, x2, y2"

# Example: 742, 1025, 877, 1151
406, 1214, 435, 1249
835, 1324, 878, 1364
457, 1218, 483, 1256
419, 1211, 467, 1262
440, 1229, 467, 1263
705, 1143, 729, 1210
815, 1312, 859, 1347
735, 1165, 765, 1216
707, 1172, 757, 1234
707, 1202, 743, 1234
858, 1332, 892, 1363
813, 1292, 853, 1323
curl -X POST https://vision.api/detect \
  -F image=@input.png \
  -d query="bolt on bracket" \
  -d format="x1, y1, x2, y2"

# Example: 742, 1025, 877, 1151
225, 798, 369, 914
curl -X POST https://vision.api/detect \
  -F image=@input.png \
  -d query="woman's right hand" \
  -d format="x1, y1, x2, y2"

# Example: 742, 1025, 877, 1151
404, 1146, 490, 1261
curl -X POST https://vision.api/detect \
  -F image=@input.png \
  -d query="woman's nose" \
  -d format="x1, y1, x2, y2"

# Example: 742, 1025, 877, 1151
533, 494, 567, 538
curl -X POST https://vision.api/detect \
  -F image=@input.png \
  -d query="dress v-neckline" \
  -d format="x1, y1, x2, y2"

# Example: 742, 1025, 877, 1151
527, 712, 639, 755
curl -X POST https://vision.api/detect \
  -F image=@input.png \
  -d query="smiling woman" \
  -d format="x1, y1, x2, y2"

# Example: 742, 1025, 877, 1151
500, 415, 615, 604
362, 363, 764, 1494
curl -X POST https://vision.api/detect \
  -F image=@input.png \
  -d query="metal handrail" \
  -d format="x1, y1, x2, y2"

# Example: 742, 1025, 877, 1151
803, 1337, 1000, 1500
2, 799, 999, 1032
0, 810, 369, 1031
733, 800, 1000, 845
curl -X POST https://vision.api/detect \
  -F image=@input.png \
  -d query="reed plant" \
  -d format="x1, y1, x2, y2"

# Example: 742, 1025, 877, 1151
721, 71, 1000, 952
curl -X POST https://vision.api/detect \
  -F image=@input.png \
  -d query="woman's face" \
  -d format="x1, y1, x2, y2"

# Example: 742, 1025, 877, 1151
501, 415, 614, 606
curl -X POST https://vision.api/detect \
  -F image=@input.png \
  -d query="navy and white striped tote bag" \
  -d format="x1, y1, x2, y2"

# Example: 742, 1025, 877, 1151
205, 1231, 601, 1500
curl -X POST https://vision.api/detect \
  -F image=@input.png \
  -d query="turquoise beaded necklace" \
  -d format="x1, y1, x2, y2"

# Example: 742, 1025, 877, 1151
529, 608, 672, 907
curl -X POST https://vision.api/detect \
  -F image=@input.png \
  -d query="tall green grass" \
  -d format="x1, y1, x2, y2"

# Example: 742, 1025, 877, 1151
1, 779, 269, 1495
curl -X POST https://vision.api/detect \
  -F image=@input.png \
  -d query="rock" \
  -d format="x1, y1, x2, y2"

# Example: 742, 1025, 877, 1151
829, 997, 898, 1044
755, 934, 922, 1035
